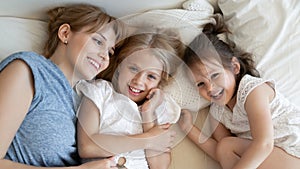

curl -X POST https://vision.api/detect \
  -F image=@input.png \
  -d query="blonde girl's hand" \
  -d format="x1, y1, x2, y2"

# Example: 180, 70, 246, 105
142, 88, 164, 112
178, 109, 194, 134
140, 88, 164, 122
146, 123, 176, 152
80, 157, 117, 169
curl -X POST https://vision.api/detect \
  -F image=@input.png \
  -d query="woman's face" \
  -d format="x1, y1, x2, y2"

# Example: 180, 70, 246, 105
116, 50, 163, 103
189, 58, 237, 106
70, 25, 116, 82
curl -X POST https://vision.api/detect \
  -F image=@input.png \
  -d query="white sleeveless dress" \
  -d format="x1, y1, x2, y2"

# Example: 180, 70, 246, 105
76, 79, 181, 169
210, 74, 300, 158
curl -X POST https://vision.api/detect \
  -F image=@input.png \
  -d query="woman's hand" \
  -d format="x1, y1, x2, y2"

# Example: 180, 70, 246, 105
80, 157, 117, 169
178, 109, 194, 134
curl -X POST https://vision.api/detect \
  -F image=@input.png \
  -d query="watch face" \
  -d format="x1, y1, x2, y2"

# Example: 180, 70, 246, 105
117, 156, 127, 169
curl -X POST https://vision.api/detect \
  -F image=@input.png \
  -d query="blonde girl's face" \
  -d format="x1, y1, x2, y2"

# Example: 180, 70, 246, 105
70, 25, 116, 81
117, 50, 163, 103
190, 58, 237, 106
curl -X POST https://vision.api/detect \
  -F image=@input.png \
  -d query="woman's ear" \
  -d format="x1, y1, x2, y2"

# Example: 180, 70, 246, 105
231, 57, 240, 75
58, 23, 71, 44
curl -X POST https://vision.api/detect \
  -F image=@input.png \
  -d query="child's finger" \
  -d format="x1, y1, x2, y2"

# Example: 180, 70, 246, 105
108, 156, 117, 166
147, 89, 157, 99
159, 123, 171, 129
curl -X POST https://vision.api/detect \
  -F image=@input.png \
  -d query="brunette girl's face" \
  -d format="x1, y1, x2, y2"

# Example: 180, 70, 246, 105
71, 25, 116, 81
116, 50, 163, 103
189, 58, 239, 106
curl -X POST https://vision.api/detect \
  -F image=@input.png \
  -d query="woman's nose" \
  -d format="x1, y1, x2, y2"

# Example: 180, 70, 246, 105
98, 50, 109, 61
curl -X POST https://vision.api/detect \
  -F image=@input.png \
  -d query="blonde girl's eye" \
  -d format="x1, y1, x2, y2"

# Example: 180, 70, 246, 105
148, 74, 157, 80
92, 37, 102, 46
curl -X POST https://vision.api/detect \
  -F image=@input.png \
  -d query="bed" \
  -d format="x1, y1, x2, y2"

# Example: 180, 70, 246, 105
1, 0, 299, 168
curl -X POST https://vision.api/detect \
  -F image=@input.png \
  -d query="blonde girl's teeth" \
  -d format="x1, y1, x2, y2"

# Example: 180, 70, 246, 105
130, 87, 140, 93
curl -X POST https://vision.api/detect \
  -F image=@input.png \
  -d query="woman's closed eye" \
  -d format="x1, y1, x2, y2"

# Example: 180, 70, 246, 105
129, 66, 139, 73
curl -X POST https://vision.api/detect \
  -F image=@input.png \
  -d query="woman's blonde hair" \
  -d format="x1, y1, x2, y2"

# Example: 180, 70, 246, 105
100, 28, 184, 87
43, 3, 120, 58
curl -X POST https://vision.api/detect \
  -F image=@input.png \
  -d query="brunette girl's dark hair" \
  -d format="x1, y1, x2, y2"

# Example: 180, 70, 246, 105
183, 14, 260, 86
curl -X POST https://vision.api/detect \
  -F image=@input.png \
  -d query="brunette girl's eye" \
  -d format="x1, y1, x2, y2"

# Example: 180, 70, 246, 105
197, 82, 204, 88
211, 73, 219, 79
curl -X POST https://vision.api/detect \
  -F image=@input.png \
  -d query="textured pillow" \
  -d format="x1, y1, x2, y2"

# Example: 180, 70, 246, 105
120, 7, 215, 44
0, 17, 47, 61
219, 0, 300, 108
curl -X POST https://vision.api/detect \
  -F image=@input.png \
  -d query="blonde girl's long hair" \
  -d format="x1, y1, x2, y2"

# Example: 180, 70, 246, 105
99, 28, 184, 87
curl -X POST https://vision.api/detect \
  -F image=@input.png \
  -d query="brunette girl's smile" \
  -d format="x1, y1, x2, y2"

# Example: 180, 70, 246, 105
210, 88, 224, 101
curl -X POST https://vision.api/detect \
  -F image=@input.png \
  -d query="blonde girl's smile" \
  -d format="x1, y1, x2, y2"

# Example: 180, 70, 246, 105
128, 85, 144, 96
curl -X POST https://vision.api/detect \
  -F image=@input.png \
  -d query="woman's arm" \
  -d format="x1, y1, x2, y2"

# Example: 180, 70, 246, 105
77, 96, 174, 159
0, 60, 35, 167
1, 158, 116, 169
0, 61, 76, 168
0, 61, 117, 169
232, 83, 275, 169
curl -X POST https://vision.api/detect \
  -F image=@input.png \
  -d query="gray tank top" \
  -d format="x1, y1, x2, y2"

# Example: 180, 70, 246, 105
0, 51, 80, 166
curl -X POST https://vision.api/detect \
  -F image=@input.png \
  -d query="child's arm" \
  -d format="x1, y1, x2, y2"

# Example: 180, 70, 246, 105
140, 89, 173, 169
179, 109, 231, 161
77, 96, 174, 159
210, 114, 233, 142
141, 121, 172, 169
231, 83, 275, 169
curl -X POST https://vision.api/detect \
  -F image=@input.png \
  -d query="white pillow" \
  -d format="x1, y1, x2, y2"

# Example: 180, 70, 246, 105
120, 8, 215, 44
0, 17, 47, 61
120, 4, 215, 112
219, 0, 300, 108
183, 0, 220, 13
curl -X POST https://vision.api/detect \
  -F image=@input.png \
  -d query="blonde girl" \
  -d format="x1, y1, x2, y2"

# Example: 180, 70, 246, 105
76, 30, 184, 169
